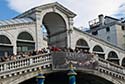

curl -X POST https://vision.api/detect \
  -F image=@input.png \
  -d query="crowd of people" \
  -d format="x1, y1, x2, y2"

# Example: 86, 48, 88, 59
0, 47, 51, 62
0, 46, 97, 63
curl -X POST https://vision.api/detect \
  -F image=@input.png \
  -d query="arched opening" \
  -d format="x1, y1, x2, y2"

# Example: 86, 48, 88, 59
17, 32, 35, 53
122, 58, 125, 67
75, 39, 89, 51
42, 12, 67, 48
107, 51, 119, 65
0, 35, 13, 57
93, 45, 105, 59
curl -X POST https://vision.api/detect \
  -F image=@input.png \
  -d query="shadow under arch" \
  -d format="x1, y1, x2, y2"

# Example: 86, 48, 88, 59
75, 38, 90, 51
42, 12, 67, 48
107, 51, 119, 65
93, 45, 105, 59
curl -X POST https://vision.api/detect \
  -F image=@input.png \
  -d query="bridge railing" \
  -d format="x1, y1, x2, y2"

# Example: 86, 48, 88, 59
98, 57, 125, 74
51, 52, 125, 75
0, 51, 124, 79
0, 53, 52, 75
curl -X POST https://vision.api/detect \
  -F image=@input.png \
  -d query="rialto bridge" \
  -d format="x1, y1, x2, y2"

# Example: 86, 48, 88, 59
0, 2, 125, 84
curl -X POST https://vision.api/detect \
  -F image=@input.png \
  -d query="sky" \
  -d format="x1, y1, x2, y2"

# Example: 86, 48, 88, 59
0, 0, 125, 30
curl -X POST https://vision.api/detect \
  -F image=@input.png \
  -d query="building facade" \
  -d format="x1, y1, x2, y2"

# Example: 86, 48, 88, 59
89, 14, 125, 49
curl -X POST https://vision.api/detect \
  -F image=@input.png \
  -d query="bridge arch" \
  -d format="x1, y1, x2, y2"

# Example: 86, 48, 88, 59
107, 51, 119, 65
0, 35, 13, 56
93, 45, 105, 59
17, 31, 35, 53
18, 70, 118, 84
75, 38, 90, 50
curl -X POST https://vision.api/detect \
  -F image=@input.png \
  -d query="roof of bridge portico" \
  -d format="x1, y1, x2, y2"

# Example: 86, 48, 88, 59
15, 2, 77, 19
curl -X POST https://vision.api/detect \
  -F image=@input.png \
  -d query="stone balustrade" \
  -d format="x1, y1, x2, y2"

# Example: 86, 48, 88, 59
98, 57, 124, 73
0, 53, 52, 79
51, 51, 125, 80
98, 57, 125, 80
0, 52, 124, 81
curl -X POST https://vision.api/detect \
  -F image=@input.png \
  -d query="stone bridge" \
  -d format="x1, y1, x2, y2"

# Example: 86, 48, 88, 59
0, 52, 124, 84
0, 2, 125, 84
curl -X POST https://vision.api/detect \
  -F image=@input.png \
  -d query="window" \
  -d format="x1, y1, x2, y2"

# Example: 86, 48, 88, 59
106, 27, 110, 32
92, 31, 98, 35
121, 26, 125, 30
0, 35, 11, 44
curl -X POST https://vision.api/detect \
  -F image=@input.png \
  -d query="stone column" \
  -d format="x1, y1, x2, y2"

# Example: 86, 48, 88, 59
35, 11, 43, 50
67, 64, 77, 84
13, 40, 17, 55
67, 17, 74, 48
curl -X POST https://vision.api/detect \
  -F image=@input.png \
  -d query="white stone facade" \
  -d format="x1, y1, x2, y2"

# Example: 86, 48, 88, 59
89, 15, 125, 50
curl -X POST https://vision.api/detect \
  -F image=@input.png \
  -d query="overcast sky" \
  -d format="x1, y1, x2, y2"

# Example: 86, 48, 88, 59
1, 0, 125, 29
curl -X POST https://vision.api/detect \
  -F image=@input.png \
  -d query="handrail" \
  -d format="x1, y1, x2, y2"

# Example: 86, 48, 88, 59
98, 57, 125, 75
98, 57, 124, 69
0, 52, 124, 79
0, 53, 52, 74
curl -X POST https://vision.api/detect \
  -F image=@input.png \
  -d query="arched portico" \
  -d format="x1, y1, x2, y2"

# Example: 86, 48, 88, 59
107, 51, 119, 65
0, 35, 13, 56
93, 45, 105, 59
26, 2, 76, 49
75, 38, 90, 50
42, 12, 67, 48
17, 31, 35, 53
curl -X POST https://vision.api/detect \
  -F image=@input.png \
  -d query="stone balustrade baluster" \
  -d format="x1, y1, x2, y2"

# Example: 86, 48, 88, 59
25, 59, 28, 66
30, 58, 33, 65
12, 62, 14, 69
24, 60, 27, 66
24, 60, 26, 66
9, 63, 11, 70
35, 57, 37, 63
3, 64, 7, 71
20, 61, 22, 67
17, 61, 20, 68
41, 57, 44, 63
23, 60, 26, 66
15, 62, 17, 68
123, 69, 125, 74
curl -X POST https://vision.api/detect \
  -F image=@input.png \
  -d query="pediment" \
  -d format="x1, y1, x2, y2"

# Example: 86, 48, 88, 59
15, 2, 76, 19
36, 2, 76, 18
